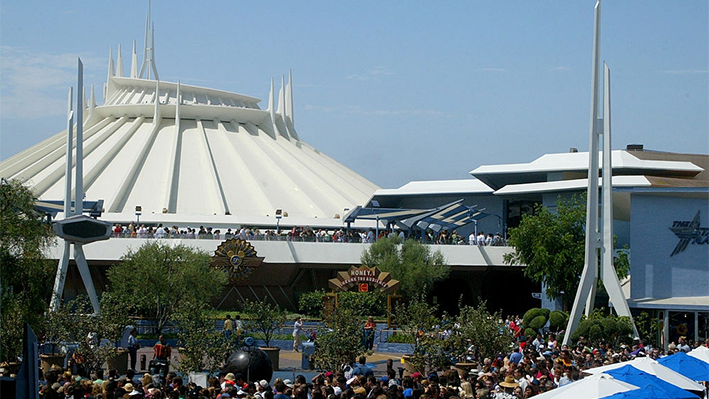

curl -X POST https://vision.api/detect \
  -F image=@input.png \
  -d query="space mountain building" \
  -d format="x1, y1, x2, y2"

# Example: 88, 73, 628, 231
0, 30, 519, 315
0, 43, 379, 228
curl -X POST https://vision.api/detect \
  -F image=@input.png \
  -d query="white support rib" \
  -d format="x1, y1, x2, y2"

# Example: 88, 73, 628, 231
164, 81, 182, 213
116, 43, 124, 77
109, 117, 157, 212
154, 80, 161, 123
82, 116, 139, 190
197, 118, 228, 215
30, 117, 114, 196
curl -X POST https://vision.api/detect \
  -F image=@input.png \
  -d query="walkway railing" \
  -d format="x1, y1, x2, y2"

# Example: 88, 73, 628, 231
109, 231, 508, 246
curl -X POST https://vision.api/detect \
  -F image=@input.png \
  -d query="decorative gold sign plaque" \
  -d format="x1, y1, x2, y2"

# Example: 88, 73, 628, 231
213, 238, 265, 283
328, 266, 400, 293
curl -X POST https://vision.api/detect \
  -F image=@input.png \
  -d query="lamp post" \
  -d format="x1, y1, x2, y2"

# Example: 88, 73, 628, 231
275, 209, 282, 235
135, 206, 142, 226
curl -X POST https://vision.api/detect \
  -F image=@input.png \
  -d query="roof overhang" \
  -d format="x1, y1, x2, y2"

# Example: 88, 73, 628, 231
628, 296, 709, 311
471, 151, 704, 190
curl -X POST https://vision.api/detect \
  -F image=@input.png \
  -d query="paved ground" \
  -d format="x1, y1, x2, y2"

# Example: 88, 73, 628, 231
130, 346, 403, 382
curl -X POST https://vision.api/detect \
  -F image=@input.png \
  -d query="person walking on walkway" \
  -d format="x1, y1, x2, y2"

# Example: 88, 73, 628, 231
127, 328, 140, 371
293, 317, 304, 352
224, 314, 234, 340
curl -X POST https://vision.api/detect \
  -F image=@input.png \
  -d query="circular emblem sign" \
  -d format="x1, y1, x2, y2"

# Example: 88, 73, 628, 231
213, 239, 264, 283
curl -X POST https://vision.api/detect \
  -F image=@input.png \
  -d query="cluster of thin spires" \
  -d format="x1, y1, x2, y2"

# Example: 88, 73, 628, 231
101, 3, 297, 133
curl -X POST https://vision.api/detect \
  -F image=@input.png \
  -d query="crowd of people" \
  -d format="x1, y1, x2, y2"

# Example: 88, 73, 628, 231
15, 312, 708, 398
110, 223, 507, 246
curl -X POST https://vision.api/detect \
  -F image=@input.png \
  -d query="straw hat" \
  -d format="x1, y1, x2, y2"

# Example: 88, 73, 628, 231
499, 376, 519, 389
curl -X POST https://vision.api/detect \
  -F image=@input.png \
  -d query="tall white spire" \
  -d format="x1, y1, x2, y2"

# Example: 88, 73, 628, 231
131, 40, 139, 78
563, 0, 637, 346
139, 0, 159, 80
286, 70, 294, 124
105, 47, 114, 100
116, 44, 124, 77
268, 78, 275, 115
278, 75, 286, 118
89, 84, 96, 118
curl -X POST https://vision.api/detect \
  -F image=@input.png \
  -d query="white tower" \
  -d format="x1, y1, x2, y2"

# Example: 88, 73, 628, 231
563, 0, 638, 345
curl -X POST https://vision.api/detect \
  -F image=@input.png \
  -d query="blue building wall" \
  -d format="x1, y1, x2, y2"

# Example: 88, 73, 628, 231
630, 194, 709, 300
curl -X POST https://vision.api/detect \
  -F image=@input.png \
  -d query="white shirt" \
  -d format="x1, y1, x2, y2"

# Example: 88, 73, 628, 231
468, 233, 476, 245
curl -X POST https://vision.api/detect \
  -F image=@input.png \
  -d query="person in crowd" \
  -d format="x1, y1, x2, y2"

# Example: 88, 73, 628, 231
293, 316, 304, 352
153, 334, 172, 372
363, 316, 376, 351
127, 328, 140, 371
351, 356, 374, 377
224, 314, 235, 340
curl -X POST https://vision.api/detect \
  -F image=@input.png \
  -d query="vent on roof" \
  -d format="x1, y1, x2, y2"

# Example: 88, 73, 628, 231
569, 147, 578, 153
626, 144, 644, 151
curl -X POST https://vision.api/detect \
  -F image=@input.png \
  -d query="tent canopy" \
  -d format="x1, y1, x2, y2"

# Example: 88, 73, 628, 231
584, 356, 705, 393
658, 352, 709, 382
604, 365, 698, 399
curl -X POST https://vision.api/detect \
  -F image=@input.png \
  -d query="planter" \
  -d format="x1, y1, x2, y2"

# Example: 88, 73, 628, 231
260, 347, 280, 371
401, 354, 418, 376
454, 362, 478, 378
107, 349, 129, 375
3, 362, 21, 375
40, 354, 66, 374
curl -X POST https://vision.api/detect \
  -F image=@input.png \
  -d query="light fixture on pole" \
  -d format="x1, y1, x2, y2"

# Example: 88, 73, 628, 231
275, 209, 282, 235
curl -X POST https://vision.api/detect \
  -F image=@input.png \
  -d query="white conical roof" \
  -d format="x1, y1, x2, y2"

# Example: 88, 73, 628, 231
0, 63, 379, 224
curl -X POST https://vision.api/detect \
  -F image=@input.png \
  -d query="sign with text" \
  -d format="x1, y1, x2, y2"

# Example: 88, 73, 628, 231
329, 266, 400, 293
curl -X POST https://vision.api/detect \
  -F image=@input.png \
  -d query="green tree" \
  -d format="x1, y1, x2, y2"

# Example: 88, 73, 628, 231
298, 290, 387, 318
314, 307, 366, 372
504, 194, 629, 308
45, 294, 129, 374
361, 237, 450, 299
0, 178, 55, 362
392, 294, 450, 374
106, 241, 226, 335
242, 299, 287, 348
450, 300, 514, 363
174, 301, 236, 374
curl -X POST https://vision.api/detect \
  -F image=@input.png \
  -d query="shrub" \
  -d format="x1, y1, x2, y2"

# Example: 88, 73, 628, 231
338, 291, 386, 317
539, 308, 550, 320
548, 311, 568, 332
298, 290, 327, 316
569, 310, 634, 348
386, 332, 414, 344
523, 308, 543, 325
524, 328, 536, 339
529, 315, 547, 331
